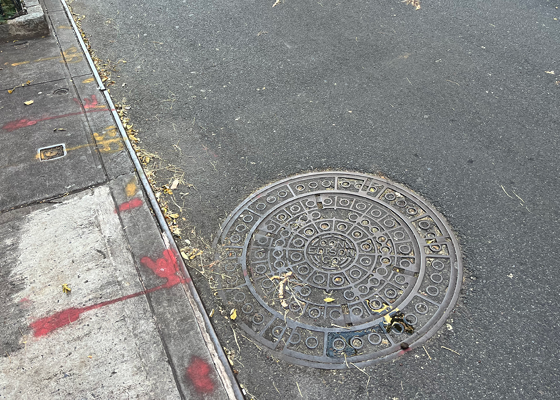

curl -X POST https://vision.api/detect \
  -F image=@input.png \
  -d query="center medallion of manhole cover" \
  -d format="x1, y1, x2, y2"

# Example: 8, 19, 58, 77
213, 172, 462, 369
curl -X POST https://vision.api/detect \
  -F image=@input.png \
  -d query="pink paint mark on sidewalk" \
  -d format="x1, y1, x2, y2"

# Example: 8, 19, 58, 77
73, 95, 104, 110
185, 356, 215, 394
117, 197, 143, 212
30, 249, 185, 337
2, 108, 112, 132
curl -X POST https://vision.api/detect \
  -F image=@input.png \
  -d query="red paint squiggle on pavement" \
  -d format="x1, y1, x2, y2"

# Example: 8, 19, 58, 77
185, 356, 215, 394
30, 250, 184, 337
2, 108, 112, 132
117, 197, 143, 212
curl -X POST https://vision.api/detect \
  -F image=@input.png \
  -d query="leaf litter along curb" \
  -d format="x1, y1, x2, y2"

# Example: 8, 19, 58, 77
69, 9, 201, 265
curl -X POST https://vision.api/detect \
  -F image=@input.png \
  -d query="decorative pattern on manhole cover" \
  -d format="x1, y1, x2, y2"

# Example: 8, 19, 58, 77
214, 172, 462, 369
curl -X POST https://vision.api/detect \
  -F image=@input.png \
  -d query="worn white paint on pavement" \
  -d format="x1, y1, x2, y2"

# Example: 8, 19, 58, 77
0, 186, 181, 399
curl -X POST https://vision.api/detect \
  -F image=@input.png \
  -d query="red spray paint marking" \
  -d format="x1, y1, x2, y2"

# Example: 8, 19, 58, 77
73, 95, 103, 110
30, 249, 184, 337
117, 197, 143, 212
185, 356, 215, 394
2, 109, 111, 132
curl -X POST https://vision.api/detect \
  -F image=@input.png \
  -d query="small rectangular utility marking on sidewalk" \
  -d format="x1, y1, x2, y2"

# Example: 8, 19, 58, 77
38, 144, 66, 161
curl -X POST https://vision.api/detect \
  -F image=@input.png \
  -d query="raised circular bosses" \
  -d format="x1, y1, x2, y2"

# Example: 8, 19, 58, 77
368, 333, 382, 345
333, 338, 346, 350
254, 264, 267, 274
430, 273, 443, 284
356, 202, 367, 211
384, 287, 398, 299
242, 303, 254, 314
290, 252, 303, 262
225, 262, 238, 272
369, 299, 382, 309
384, 193, 396, 201
418, 220, 431, 230
308, 307, 321, 318
404, 314, 417, 325
253, 313, 264, 324
234, 292, 246, 302
306, 337, 319, 349
289, 333, 301, 344
426, 286, 440, 296
432, 260, 445, 270
393, 231, 405, 240
344, 290, 356, 301
297, 265, 310, 275
399, 245, 411, 254
350, 337, 363, 349
215, 172, 463, 369
415, 303, 429, 315
312, 274, 326, 284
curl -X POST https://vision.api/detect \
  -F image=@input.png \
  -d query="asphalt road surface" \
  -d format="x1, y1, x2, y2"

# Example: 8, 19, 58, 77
69, 0, 560, 398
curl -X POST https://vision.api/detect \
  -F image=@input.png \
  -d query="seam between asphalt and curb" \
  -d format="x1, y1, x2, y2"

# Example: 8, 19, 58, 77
57, 1, 244, 399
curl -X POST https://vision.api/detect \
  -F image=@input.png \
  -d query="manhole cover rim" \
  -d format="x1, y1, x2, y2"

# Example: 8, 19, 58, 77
213, 171, 463, 369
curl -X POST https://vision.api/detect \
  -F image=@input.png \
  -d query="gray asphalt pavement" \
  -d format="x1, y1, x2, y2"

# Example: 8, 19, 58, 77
66, 0, 560, 398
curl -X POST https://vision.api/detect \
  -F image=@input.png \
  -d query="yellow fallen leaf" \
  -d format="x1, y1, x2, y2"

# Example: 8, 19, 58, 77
324, 297, 335, 303
24, 100, 34, 105
168, 213, 179, 219
230, 309, 237, 320
8, 89, 14, 94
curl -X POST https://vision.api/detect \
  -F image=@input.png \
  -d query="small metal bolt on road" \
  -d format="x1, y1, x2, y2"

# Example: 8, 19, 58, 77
214, 171, 463, 369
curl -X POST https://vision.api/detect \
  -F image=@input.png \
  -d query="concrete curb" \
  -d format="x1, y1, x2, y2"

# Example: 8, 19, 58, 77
0, 0, 49, 42
56, 0, 243, 398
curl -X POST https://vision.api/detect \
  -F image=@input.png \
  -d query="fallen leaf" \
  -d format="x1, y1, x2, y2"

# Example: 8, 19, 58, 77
24, 100, 34, 106
324, 297, 335, 303
230, 309, 237, 320
7, 89, 14, 94
545, 71, 555, 75
170, 179, 180, 190
53, 128, 66, 131
168, 213, 179, 219
181, 251, 189, 259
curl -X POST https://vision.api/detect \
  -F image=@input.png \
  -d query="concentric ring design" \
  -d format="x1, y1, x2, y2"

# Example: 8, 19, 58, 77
214, 172, 462, 369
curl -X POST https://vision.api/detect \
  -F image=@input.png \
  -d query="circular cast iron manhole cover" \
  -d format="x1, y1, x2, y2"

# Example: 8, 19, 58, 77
214, 172, 462, 369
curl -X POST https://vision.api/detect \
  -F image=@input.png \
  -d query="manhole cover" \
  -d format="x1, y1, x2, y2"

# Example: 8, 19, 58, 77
214, 172, 462, 369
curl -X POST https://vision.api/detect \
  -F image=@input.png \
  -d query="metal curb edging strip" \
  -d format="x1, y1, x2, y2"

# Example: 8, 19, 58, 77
57, 1, 243, 398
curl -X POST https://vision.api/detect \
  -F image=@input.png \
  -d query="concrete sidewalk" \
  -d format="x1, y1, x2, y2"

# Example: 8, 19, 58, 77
0, 1, 239, 398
